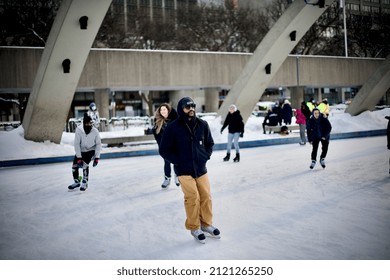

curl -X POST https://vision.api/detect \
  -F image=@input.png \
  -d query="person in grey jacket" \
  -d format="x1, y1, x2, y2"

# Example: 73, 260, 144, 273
68, 114, 101, 191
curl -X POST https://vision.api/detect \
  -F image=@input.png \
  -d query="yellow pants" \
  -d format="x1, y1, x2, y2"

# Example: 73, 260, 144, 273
178, 173, 213, 231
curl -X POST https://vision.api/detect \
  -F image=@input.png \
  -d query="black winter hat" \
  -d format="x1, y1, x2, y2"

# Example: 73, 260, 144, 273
177, 96, 195, 111
177, 97, 196, 121
83, 113, 92, 124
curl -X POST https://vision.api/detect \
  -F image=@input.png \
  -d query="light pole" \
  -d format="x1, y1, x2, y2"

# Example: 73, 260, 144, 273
340, 0, 348, 57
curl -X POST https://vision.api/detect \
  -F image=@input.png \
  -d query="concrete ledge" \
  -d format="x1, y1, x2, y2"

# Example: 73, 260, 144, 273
0, 129, 386, 168
101, 135, 155, 147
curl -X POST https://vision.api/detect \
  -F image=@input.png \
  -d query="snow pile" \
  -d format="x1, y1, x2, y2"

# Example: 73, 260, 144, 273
0, 126, 75, 160
329, 109, 389, 133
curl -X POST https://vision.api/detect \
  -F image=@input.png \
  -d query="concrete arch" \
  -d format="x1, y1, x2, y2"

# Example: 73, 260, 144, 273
23, 0, 112, 143
345, 55, 390, 115
22, 0, 389, 143
217, 0, 336, 122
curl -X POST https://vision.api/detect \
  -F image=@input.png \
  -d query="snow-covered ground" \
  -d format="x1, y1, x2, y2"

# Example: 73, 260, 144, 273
0, 134, 389, 260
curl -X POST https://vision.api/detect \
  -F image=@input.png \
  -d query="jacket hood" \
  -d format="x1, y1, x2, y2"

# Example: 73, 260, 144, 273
229, 104, 237, 112
311, 108, 322, 119
312, 108, 320, 114
177, 97, 196, 120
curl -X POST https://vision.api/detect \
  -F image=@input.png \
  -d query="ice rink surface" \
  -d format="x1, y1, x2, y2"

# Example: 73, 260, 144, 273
0, 136, 389, 260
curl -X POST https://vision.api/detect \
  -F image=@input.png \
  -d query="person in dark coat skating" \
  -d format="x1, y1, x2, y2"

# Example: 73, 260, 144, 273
153, 103, 179, 188
220, 104, 244, 162
281, 99, 293, 125
307, 108, 332, 169
159, 97, 220, 243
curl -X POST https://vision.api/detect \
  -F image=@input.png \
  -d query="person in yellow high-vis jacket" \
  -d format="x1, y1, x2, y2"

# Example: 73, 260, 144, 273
317, 98, 330, 116
306, 98, 316, 112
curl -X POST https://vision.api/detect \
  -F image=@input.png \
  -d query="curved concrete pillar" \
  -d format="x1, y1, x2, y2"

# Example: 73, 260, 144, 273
217, 0, 335, 123
204, 88, 219, 112
23, 0, 112, 143
95, 88, 110, 119
345, 55, 390, 116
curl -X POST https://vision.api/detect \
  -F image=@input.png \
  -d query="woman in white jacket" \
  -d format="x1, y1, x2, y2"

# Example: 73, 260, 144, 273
68, 114, 101, 191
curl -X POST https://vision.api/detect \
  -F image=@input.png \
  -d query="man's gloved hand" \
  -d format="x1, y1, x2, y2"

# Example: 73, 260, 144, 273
240, 132, 244, 138
93, 158, 99, 167
77, 158, 83, 168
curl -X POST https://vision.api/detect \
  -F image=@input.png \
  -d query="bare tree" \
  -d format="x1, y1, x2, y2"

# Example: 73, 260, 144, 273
139, 91, 154, 117
347, 11, 390, 58
292, 3, 343, 56
0, 0, 60, 46
1, 0, 388, 58
173, 1, 270, 52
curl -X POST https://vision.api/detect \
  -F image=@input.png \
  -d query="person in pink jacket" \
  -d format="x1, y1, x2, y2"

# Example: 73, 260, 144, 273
295, 101, 311, 145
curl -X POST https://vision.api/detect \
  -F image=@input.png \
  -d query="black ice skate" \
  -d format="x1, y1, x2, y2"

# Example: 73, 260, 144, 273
68, 179, 80, 190
80, 179, 88, 191
191, 229, 206, 244
161, 176, 170, 189
174, 175, 180, 186
201, 225, 221, 239
310, 160, 316, 169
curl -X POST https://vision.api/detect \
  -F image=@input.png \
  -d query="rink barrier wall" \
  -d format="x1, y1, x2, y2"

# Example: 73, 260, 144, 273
0, 129, 387, 168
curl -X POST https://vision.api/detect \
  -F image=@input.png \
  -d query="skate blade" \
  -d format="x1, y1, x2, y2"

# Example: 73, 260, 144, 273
193, 237, 206, 244
205, 233, 221, 239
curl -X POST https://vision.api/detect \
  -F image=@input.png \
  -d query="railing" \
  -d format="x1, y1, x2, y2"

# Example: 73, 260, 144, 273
0, 121, 21, 131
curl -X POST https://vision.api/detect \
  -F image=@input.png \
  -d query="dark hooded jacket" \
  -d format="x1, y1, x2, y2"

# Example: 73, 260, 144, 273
307, 109, 332, 142
153, 108, 178, 145
263, 110, 279, 126
159, 97, 214, 178
221, 110, 244, 134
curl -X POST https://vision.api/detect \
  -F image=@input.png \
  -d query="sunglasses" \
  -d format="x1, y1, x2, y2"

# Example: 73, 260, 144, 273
184, 103, 196, 110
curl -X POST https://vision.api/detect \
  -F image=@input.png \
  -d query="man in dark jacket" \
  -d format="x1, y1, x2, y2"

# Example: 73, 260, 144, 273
281, 99, 293, 125
262, 108, 279, 134
159, 97, 220, 243
307, 108, 332, 169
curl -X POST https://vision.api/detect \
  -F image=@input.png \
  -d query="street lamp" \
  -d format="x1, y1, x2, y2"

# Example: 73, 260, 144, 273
340, 0, 348, 57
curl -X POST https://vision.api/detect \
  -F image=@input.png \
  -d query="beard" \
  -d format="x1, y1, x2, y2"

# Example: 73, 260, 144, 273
186, 110, 195, 119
